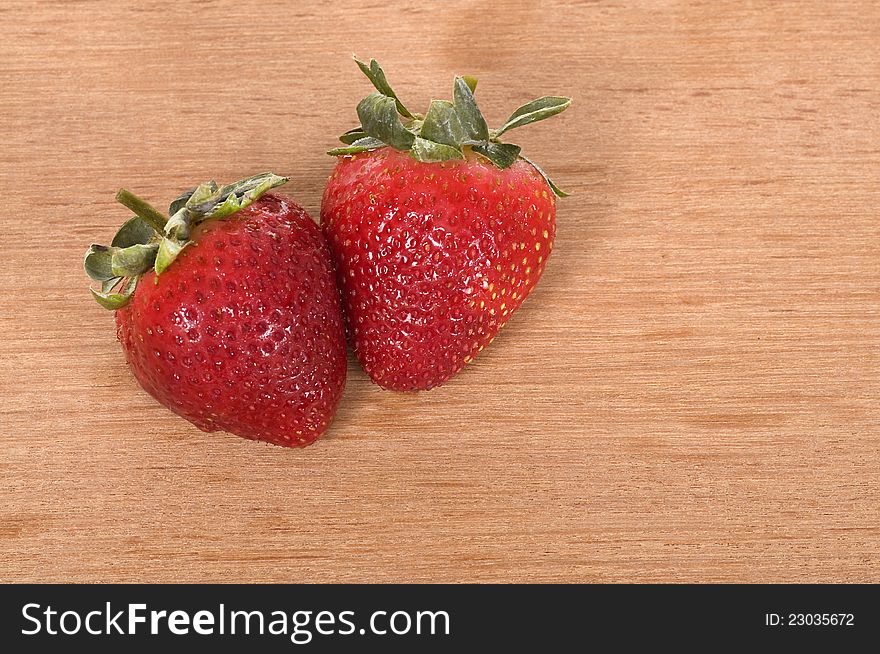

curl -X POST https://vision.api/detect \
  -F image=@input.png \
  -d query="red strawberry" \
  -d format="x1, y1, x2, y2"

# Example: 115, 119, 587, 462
85, 174, 346, 447
321, 59, 570, 391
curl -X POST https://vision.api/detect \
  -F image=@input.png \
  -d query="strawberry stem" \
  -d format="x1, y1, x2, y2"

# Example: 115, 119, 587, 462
115, 189, 167, 234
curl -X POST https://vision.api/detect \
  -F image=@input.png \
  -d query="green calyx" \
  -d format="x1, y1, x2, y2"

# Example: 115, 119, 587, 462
328, 57, 571, 197
84, 172, 289, 309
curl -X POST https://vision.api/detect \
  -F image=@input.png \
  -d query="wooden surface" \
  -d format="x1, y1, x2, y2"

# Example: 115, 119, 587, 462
1, 0, 878, 583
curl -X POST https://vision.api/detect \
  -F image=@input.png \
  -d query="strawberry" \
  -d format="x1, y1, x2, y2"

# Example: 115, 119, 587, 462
84, 174, 347, 447
321, 59, 570, 391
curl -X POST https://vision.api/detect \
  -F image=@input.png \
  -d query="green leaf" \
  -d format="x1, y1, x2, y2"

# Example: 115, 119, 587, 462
339, 127, 368, 145
518, 154, 569, 198
411, 137, 464, 163
462, 75, 478, 93
112, 216, 157, 248
84, 245, 114, 281
169, 187, 197, 216
110, 243, 159, 277
163, 208, 191, 242
182, 173, 289, 222
90, 276, 138, 310
101, 277, 123, 294
420, 100, 466, 148
472, 142, 522, 169
187, 180, 219, 207
453, 77, 488, 142
160, 172, 289, 266
327, 137, 387, 156
354, 57, 413, 118
495, 96, 571, 137
205, 173, 289, 220
357, 92, 416, 151
154, 237, 188, 275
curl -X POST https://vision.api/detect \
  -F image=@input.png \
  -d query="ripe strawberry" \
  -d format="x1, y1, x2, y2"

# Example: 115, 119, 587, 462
84, 174, 346, 447
321, 59, 570, 391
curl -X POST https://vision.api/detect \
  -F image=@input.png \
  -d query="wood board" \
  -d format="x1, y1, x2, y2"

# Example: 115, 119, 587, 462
1, 0, 877, 582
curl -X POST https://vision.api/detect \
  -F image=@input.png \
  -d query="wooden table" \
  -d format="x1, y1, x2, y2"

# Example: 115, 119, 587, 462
1, 0, 877, 583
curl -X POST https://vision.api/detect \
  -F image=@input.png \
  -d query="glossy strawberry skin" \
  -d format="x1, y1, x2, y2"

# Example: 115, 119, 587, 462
116, 193, 347, 447
321, 147, 555, 391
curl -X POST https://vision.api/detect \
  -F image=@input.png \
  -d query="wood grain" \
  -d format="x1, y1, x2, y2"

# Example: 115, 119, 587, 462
1, 0, 877, 583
